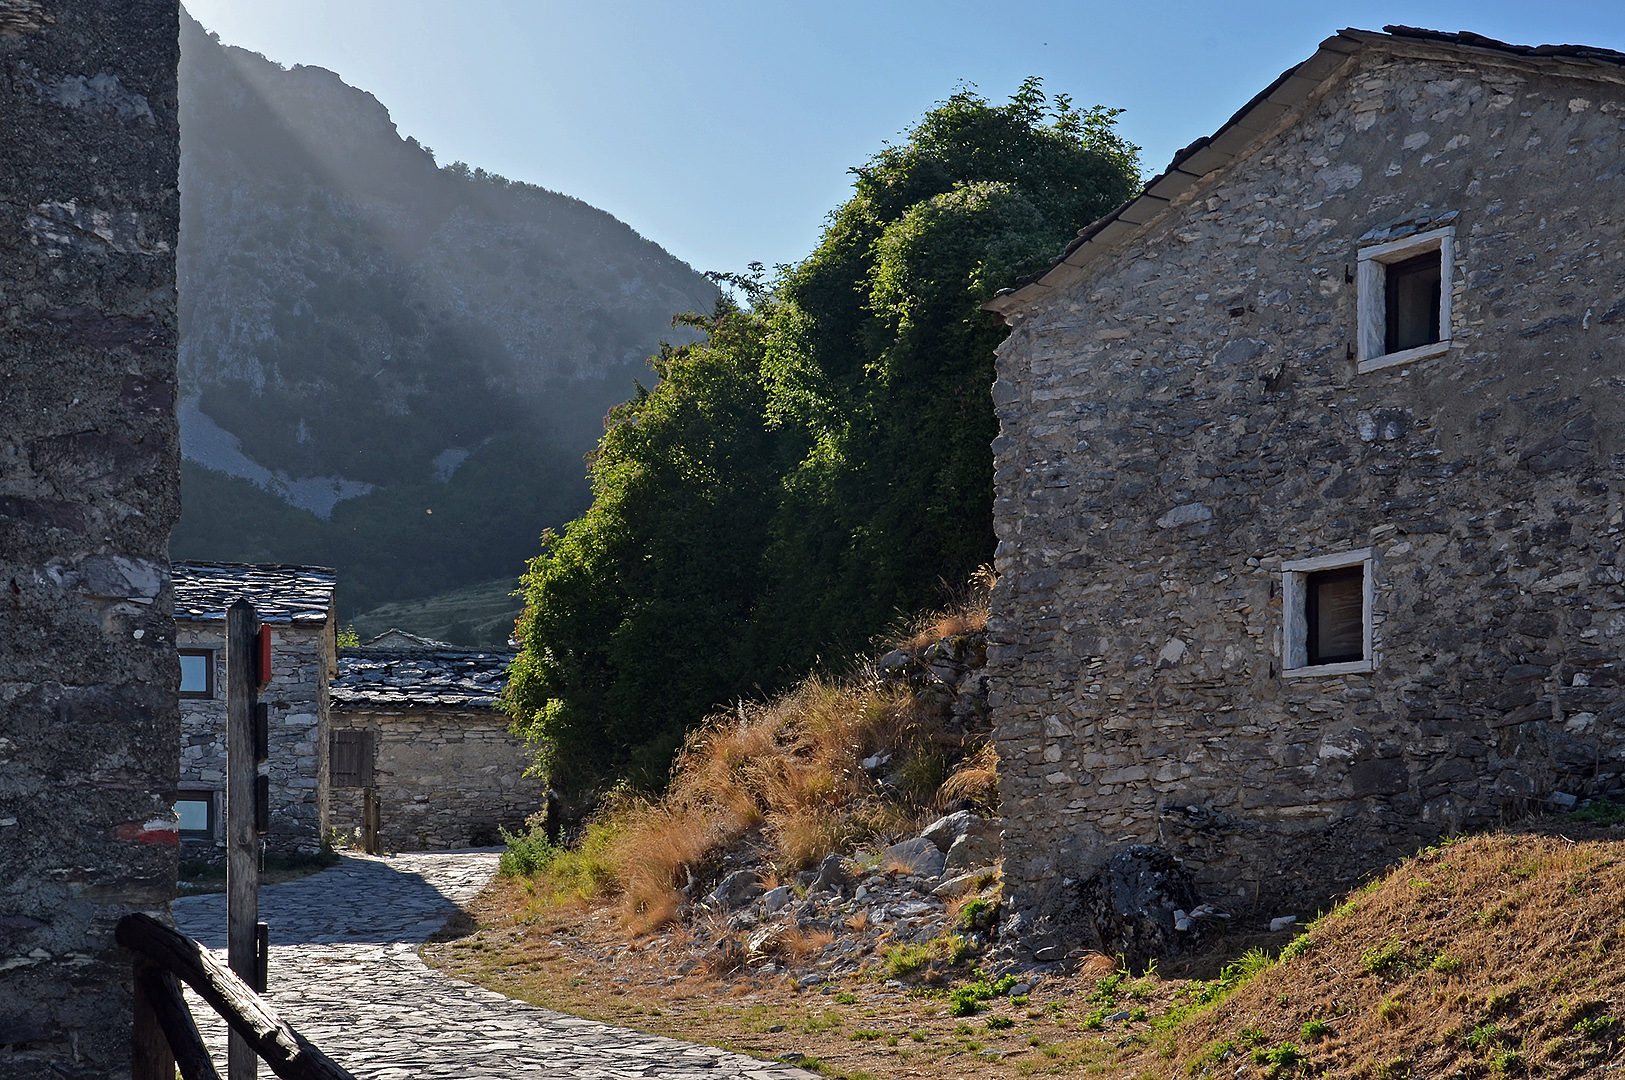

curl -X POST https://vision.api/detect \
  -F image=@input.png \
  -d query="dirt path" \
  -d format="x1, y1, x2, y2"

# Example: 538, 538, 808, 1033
173, 851, 818, 1080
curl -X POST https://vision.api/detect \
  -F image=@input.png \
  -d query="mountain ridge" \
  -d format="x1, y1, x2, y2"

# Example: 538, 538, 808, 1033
172, 9, 718, 617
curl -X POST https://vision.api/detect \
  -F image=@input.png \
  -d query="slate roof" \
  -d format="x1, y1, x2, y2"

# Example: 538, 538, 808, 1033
330, 647, 515, 711
985, 25, 1625, 319
172, 561, 336, 625
361, 628, 457, 650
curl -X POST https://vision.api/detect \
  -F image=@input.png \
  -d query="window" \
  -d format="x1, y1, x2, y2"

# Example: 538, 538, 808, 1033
1282, 549, 1373, 677
179, 649, 214, 697
174, 793, 216, 838
330, 729, 374, 788
1357, 225, 1453, 373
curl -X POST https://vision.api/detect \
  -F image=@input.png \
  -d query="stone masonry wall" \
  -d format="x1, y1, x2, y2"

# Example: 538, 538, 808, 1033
989, 41, 1625, 926
330, 709, 542, 851
0, 1, 181, 1074
176, 620, 331, 856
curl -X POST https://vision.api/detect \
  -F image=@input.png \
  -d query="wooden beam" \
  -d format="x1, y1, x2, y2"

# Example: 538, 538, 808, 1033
117, 914, 357, 1080
135, 959, 222, 1080
132, 957, 177, 1080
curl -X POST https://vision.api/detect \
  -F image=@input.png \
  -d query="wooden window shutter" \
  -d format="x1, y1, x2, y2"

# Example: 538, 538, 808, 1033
330, 730, 373, 788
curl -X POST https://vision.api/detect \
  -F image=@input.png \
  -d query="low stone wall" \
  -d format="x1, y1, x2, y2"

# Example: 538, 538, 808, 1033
330, 709, 542, 851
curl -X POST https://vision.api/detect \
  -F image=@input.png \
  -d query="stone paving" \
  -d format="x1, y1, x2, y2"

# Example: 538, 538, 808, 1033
173, 852, 818, 1079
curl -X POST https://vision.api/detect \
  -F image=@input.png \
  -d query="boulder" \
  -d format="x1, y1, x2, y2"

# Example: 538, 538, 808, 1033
883, 837, 946, 879
943, 831, 999, 874
762, 885, 793, 913
920, 810, 998, 853
810, 853, 850, 895
709, 869, 763, 909
1078, 844, 1204, 967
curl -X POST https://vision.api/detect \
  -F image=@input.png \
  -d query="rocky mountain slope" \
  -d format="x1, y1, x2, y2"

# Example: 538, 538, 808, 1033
170, 10, 717, 617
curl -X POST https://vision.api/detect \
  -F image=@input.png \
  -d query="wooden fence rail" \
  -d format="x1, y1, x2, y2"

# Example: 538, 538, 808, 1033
117, 913, 357, 1080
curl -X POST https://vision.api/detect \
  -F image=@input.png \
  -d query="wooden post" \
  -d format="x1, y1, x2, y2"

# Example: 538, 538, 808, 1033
227, 599, 259, 1080
131, 957, 177, 1080
361, 787, 379, 856
133, 959, 223, 1080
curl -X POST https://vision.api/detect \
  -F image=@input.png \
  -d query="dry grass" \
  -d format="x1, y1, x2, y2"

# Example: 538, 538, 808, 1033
501, 580, 994, 935
894, 564, 994, 653
506, 670, 982, 933
1158, 830, 1625, 1078
937, 741, 999, 810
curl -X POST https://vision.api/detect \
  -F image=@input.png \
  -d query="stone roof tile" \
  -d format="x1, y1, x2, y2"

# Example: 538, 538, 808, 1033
173, 561, 336, 625
330, 647, 515, 711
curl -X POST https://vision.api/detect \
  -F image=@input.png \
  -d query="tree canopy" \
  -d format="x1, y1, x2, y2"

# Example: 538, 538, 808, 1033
505, 79, 1140, 794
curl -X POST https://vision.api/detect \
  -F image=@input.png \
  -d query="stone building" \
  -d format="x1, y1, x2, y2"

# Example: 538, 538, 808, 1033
984, 27, 1625, 927
172, 561, 337, 857
0, 1, 181, 1074
329, 642, 539, 851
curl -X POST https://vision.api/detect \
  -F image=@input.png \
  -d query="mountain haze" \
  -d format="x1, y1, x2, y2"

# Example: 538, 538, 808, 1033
171, 10, 717, 625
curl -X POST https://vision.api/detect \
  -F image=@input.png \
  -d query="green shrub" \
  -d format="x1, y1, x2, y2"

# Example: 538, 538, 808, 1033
1575, 1014, 1621, 1040
1300, 1018, 1333, 1042
946, 972, 1018, 1017
882, 943, 936, 978
1280, 934, 1315, 961
497, 825, 559, 877
1360, 939, 1413, 979
1253, 1043, 1303, 1070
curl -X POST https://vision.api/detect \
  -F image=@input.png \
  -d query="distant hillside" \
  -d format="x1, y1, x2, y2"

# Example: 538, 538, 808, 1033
170, 9, 717, 613
349, 578, 523, 649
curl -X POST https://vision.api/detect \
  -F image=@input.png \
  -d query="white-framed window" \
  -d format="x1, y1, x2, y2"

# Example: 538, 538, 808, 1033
1356, 226, 1453, 373
1282, 548, 1373, 677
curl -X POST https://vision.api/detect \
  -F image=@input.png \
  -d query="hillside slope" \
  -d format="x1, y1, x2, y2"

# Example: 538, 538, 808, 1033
1162, 828, 1625, 1079
171, 10, 717, 615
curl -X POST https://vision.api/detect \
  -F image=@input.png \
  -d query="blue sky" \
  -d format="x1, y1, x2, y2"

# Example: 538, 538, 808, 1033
183, 2, 1625, 276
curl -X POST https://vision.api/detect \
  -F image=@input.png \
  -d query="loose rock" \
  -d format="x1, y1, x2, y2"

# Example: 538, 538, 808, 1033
711, 869, 764, 910
882, 837, 946, 879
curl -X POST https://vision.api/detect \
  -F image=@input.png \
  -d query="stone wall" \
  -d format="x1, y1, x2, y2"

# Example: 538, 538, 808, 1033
0, 1, 181, 1074
177, 620, 331, 856
330, 709, 542, 851
988, 40, 1625, 927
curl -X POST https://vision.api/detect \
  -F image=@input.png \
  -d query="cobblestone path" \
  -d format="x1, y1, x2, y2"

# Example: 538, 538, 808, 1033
173, 852, 816, 1080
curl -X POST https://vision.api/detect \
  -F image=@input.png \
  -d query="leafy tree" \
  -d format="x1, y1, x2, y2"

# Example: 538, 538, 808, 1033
506, 81, 1140, 795
754, 78, 1139, 671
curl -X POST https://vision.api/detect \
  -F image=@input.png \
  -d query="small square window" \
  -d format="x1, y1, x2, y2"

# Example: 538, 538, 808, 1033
1384, 253, 1441, 355
1357, 225, 1454, 373
1306, 566, 1364, 665
1282, 549, 1373, 677
179, 650, 214, 697
174, 794, 216, 838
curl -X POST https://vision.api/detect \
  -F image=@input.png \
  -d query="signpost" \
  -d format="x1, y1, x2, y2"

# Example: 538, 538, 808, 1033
225, 600, 264, 1080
